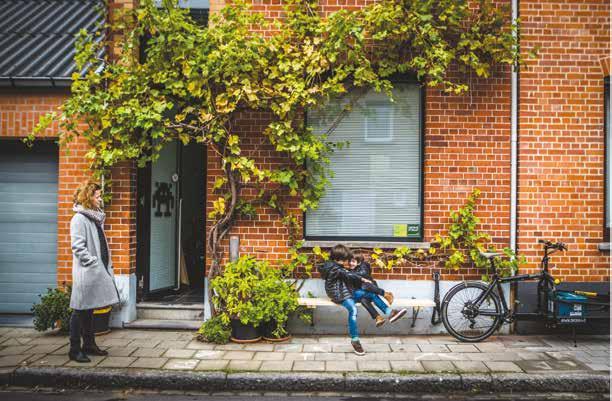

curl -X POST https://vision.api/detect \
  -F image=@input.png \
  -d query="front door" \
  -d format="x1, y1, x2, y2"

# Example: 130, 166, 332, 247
137, 140, 206, 301
149, 141, 180, 294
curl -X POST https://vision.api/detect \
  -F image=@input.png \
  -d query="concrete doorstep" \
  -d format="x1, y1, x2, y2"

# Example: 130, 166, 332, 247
0, 366, 609, 395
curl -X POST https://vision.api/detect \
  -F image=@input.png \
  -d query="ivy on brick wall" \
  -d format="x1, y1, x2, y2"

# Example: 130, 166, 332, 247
29, 0, 530, 314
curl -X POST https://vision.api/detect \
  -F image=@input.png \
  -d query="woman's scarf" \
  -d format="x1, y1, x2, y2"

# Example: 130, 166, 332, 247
73, 204, 106, 226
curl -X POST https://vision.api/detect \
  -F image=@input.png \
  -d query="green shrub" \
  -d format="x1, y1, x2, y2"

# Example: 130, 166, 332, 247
197, 315, 231, 344
211, 255, 304, 337
31, 286, 72, 333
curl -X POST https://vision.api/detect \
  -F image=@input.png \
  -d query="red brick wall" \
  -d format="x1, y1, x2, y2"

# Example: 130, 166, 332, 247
518, 0, 610, 280
0, 90, 137, 285
205, 0, 514, 282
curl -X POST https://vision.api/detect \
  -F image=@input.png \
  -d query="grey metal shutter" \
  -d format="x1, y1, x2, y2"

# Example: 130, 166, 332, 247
0, 141, 58, 314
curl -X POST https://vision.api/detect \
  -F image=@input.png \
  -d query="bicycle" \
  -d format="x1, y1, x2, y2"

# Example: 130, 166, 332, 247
441, 240, 610, 343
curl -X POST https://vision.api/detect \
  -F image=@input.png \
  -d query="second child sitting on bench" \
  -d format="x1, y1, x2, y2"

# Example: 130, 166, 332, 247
349, 252, 398, 327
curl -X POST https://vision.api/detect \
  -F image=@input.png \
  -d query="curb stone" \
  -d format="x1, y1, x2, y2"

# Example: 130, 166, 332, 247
490, 372, 611, 394
9, 367, 610, 394
345, 373, 462, 393
226, 372, 345, 392
0, 368, 15, 386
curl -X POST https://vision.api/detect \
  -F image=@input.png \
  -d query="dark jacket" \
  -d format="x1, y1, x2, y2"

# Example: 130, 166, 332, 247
354, 261, 374, 282
353, 261, 383, 294
318, 260, 362, 304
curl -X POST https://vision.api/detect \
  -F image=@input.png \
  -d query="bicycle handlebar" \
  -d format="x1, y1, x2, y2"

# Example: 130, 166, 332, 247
538, 239, 567, 251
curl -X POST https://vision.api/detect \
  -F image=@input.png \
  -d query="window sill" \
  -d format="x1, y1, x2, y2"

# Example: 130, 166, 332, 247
598, 242, 610, 252
301, 240, 430, 250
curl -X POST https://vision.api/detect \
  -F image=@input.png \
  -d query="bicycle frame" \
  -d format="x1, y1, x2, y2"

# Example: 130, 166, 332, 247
470, 246, 559, 322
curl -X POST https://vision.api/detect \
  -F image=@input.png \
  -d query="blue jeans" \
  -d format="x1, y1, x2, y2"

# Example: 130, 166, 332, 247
341, 290, 392, 340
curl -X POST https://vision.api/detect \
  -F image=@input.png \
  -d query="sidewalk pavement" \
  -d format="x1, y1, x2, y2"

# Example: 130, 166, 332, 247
0, 327, 609, 394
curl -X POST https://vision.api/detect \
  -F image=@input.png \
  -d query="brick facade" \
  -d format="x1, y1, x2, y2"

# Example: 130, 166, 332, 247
0, 0, 608, 307
518, 0, 610, 280
0, 90, 138, 285
207, 0, 610, 283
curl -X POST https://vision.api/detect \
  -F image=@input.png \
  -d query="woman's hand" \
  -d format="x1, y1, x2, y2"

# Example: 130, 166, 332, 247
361, 278, 372, 284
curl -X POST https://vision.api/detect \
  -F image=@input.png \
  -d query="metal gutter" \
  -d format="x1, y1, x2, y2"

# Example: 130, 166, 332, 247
510, 0, 519, 252
0, 77, 72, 88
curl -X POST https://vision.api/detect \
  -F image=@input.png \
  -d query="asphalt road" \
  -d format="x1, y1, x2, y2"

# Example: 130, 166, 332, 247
1, 390, 609, 401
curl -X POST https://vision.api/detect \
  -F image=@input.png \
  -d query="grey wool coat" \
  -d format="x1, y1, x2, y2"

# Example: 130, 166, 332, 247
70, 213, 120, 310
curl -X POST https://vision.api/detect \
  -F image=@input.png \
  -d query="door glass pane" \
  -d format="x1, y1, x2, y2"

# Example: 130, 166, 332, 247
150, 141, 178, 291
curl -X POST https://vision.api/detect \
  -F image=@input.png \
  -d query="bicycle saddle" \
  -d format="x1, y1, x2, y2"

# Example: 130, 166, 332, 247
479, 251, 503, 259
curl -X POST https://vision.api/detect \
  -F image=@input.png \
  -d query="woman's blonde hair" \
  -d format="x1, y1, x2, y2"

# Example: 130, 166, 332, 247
73, 181, 102, 210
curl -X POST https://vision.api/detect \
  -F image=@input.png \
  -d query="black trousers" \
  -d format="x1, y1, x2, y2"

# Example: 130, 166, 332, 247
360, 283, 386, 319
69, 309, 95, 352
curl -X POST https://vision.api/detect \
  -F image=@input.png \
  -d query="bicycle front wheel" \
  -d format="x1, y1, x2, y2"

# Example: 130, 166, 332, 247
441, 282, 503, 342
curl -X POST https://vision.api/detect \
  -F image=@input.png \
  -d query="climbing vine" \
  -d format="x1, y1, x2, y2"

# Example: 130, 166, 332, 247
29, 0, 530, 313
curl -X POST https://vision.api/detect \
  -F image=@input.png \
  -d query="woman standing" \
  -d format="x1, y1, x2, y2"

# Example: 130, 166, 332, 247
69, 181, 119, 362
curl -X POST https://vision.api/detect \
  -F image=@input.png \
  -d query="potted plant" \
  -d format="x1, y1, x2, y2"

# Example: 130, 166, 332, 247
93, 306, 112, 335
31, 286, 72, 333
211, 256, 267, 343
256, 265, 301, 342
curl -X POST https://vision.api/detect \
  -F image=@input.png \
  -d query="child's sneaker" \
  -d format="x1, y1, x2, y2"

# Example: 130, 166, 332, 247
375, 315, 386, 327
388, 308, 408, 323
383, 291, 394, 305
351, 340, 366, 356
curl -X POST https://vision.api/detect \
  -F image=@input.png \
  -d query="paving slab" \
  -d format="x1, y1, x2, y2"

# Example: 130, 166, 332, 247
227, 360, 262, 371
129, 357, 168, 369
273, 344, 302, 352
242, 343, 275, 352
105, 346, 137, 357
194, 350, 226, 360
196, 359, 229, 371
421, 360, 456, 372
357, 360, 391, 372
390, 360, 425, 372
452, 360, 490, 373
97, 356, 136, 368
253, 352, 284, 361
132, 347, 166, 358
0, 354, 29, 368
164, 358, 199, 370
0, 345, 33, 356
325, 360, 357, 372
27, 355, 69, 367
314, 352, 346, 361
303, 344, 332, 353
186, 340, 216, 350
293, 360, 325, 371
284, 352, 315, 361
259, 360, 293, 372
484, 361, 523, 372
163, 348, 196, 358
222, 351, 254, 360
418, 344, 450, 353
64, 355, 105, 368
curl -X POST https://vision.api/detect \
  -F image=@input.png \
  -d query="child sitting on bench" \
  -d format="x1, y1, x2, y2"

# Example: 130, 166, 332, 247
349, 251, 397, 327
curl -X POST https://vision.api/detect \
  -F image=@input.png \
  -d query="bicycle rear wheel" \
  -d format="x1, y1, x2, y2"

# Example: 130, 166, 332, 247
442, 282, 503, 342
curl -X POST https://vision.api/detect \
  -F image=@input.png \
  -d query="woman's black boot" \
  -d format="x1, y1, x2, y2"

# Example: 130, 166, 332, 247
68, 350, 91, 363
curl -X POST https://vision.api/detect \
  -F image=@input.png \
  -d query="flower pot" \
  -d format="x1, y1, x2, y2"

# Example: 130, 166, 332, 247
260, 319, 291, 342
93, 306, 112, 336
230, 319, 261, 343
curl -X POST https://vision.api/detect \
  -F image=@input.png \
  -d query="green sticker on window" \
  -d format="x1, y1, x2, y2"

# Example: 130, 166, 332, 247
393, 224, 420, 237
407, 224, 420, 237
393, 224, 407, 237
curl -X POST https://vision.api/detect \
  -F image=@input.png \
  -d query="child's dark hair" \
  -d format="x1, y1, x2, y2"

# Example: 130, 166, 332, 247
330, 244, 352, 262
352, 251, 364, 264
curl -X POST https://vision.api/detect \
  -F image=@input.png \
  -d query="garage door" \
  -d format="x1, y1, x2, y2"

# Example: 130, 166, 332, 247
0, 141, 58, 313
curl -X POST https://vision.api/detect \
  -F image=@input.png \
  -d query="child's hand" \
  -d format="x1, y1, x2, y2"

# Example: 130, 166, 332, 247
361, 278, 372, 284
